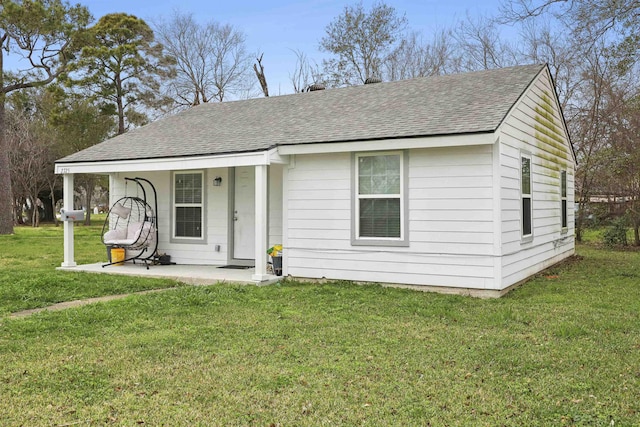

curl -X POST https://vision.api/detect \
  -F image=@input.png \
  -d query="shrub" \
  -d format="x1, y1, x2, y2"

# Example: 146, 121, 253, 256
603, 217, 628, 246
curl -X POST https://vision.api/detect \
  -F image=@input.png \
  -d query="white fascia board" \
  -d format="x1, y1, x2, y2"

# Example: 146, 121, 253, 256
55, 150, 281, 174
277, 133, 496, 155
267, 147, 289, 164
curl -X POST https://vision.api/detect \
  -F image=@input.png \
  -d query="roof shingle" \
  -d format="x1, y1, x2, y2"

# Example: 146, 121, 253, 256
57, 64, 545, 163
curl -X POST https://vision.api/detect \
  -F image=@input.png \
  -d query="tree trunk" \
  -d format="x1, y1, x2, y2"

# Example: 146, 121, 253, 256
30, 195, 40, 227
50, 182, 59, 227
13, 197, 23, 224
253, 54, 269, 97
116, 73, 125, 135
633, 204, 640, 246
84, 190, 92, 225
575, 199, 586, 243
83, 175, 95, 226
0, 50, 15, 234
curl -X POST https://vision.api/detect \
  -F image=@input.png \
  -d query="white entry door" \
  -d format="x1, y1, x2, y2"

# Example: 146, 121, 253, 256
233, 167, 255, 260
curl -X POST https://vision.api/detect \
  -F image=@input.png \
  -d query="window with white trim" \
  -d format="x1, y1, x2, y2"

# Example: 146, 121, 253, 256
173, 172, 203, 239
561, 170, 568, 229
356, 153, 403, 240
521, 154, 532, 238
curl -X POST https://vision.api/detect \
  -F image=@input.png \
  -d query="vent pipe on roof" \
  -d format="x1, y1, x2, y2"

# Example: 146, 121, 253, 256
364, 77, 382, 84
307, 83, 325, 91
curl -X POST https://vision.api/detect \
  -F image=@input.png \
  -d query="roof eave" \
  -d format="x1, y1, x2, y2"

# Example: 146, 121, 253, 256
55, 147, 281, 175
278, 131, 498, 155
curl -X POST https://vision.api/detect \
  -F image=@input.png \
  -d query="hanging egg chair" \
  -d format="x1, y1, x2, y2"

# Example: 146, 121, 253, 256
101, 177, 158, 269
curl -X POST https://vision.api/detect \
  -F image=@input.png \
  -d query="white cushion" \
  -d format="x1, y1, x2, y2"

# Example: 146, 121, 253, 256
127, 222, 143, 240
104, 221, 153, 247
103, 228, 127, 244
110, 202, 131, 219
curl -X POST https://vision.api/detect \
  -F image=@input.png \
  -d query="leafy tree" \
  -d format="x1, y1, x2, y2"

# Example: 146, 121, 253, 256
0, 0, 91, 234
48, 86, 115, 225
71, 13, 175, 135
319, 1, 407, 86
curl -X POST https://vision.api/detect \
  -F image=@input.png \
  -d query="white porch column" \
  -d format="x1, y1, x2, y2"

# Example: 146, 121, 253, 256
252, 164, 270, 281
61, 173, 76, 268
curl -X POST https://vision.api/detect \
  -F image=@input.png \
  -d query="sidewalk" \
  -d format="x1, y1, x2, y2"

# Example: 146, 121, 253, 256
7, 288, 177, 319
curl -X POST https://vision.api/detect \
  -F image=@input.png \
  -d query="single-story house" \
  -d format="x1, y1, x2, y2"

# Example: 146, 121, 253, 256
55, 63, 575, 296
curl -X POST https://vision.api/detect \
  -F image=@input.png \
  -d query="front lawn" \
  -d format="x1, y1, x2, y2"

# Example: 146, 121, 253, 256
0, 223, 180, 315
0, 225, 639, 425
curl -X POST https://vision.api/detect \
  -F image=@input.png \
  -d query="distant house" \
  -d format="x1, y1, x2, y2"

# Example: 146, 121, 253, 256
55, 64, 575, 297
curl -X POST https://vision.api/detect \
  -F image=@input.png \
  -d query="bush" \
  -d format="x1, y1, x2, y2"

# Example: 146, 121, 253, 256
603, 217, 628, 246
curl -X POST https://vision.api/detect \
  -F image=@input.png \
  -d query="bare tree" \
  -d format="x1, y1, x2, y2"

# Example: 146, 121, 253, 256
155, 12, 254, 107
253, 53, 269, 97
598, 70, 640, 244
501, 0, 640, 65
385, 30, 458, 80
289, 49, 325, 93
453, 14, 518, 71
6, 98, 55, 227
568, 48, 620, 241
209, 23, 254, 101
517, 20, 582, 110
320, 1, 407, 86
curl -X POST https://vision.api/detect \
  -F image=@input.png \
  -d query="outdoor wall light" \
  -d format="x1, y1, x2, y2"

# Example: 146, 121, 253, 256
213, 176, 223, 186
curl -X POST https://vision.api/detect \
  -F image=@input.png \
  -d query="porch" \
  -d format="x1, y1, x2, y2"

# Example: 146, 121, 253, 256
59, 262, 283, 286
56, 148, 288, 283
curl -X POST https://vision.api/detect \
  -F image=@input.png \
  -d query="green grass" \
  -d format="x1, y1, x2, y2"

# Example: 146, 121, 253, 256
0, 222, 180, 315
0, 226, 639, 425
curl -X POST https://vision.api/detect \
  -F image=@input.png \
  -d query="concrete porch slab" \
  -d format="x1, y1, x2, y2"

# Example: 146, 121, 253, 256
58, 262, 283, 286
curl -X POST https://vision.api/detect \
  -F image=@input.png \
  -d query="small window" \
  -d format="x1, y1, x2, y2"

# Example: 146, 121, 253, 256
173, 172, 203, 239
561, 170, 567, 229
521, 154, 532, 238
353, 152, 407, 246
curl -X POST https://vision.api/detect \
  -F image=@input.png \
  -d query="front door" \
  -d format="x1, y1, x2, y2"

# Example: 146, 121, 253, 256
233, 167, 255, 260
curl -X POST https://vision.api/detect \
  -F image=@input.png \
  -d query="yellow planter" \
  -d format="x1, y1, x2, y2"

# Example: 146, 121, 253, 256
110, 248, 125, 265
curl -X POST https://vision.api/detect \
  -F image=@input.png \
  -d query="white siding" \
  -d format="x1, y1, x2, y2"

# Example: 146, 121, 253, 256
108, 165, 284, 266
498, 69, 575, 288
110, 170, 229, 265
268, 164, 284, 249
284, 145, 499, 289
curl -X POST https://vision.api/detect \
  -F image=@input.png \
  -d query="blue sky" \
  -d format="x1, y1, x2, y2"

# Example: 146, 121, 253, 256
13, 0, 506, 94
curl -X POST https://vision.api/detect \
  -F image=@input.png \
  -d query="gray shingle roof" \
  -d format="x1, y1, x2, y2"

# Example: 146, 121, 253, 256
57, 64, 545, 163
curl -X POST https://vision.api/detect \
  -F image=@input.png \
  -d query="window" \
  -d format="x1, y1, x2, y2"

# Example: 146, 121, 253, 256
521, 154, 532, 238
173, 172, 203, 239
561, 170, 567, 229
353, 152, 408, 246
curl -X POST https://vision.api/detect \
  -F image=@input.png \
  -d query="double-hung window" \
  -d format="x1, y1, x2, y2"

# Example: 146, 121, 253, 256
561, 170, 568, 229
173, 171, 204, 240
353, 152, 408, 246
521, 153, 532, 239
